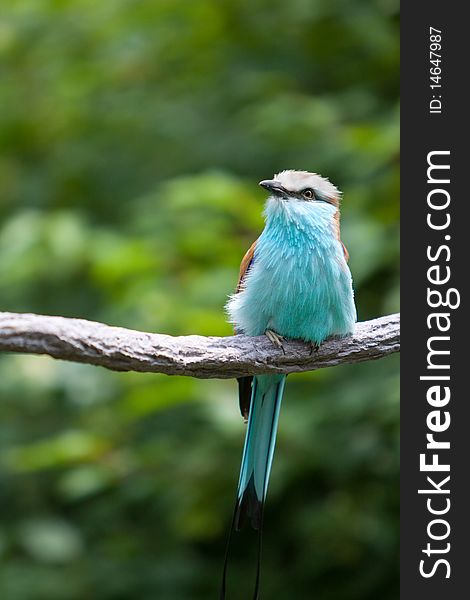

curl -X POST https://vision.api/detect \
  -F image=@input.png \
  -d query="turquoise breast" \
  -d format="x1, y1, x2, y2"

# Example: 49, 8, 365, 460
226, 199, 357, 344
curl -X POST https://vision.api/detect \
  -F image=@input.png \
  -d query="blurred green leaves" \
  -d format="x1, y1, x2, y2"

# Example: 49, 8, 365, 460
18, 518, 83, 564
1, 0, 398, 598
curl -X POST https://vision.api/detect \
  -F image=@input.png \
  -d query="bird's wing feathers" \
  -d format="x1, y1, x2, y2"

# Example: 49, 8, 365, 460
235, 239, 258, 421
237, 376, 253, 423
236, 238, 257, 292
334, 210, 350, 262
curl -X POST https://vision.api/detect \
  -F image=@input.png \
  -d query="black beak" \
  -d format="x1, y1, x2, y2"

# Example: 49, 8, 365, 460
259, 179, 287, 196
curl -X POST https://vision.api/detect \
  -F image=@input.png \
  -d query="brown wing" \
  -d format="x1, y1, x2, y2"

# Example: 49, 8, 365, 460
235, 239, 258, 421
236, 238, 257, 293
333, 210, 349, 263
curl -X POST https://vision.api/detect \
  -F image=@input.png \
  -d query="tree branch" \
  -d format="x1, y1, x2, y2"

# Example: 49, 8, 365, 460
0, 311, 399, 379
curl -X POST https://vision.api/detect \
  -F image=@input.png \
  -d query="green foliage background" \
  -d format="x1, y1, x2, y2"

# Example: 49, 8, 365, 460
0, 1, 399, 598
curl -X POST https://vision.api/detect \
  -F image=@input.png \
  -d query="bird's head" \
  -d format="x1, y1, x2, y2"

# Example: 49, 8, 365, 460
259, 170, 341, 207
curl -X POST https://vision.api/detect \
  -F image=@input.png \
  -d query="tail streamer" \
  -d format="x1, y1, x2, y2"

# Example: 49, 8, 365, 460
220, 374, 286, 599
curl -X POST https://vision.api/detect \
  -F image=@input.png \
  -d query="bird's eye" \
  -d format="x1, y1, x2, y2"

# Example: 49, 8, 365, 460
302, 188, 314, 199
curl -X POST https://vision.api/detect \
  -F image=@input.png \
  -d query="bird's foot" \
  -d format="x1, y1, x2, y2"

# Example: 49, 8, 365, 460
265, 329, 285, 354
309, 341, 321, 355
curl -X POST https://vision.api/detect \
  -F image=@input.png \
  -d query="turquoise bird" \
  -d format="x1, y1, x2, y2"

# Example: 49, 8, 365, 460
221, 170, 357, 598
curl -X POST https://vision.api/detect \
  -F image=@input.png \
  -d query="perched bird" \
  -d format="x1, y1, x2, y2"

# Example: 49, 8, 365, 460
221, 170, 357, 599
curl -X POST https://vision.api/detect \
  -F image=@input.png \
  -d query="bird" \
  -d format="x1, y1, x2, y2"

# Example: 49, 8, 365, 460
220, 170, 357, 599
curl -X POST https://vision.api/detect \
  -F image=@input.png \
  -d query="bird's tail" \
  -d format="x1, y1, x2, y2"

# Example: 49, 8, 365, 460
234, 374, 286, 531
220, 374, 286, 599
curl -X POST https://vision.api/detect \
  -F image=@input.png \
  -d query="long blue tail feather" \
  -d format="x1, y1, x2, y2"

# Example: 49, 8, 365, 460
235, 374, 286, 530
220, 374, 286, 599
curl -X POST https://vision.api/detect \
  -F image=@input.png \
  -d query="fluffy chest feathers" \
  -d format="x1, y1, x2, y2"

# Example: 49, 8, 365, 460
226, 198, 356, 343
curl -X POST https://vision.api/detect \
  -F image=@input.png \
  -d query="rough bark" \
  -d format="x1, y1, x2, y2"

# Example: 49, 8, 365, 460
0, 311, 399, 379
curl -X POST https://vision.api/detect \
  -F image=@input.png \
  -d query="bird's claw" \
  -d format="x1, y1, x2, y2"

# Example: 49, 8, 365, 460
265, 329, 285, 354
309, 341, 320, 355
